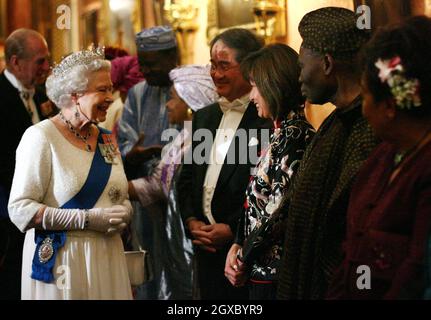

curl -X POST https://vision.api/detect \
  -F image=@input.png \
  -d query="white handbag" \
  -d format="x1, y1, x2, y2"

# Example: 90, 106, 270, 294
125, 248, 153, 286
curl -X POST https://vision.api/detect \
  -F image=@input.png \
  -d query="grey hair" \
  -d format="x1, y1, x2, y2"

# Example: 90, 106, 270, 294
5, 28, 46, 62
46, 59, 111, 108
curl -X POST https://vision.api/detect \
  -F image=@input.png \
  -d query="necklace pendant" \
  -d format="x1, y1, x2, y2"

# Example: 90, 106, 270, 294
60, 111, 93, 152
38, 236, 54, 263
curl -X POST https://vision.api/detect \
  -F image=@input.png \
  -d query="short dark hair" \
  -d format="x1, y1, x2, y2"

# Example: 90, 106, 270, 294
210, 28, 264, 63
241, 43, 303, 120
361, 15, 431, 117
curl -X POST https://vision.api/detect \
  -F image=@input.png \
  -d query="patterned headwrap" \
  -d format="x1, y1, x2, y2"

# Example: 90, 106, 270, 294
135, 25, 177, 52
169, 65, 219, 111
299, 7, 369, 59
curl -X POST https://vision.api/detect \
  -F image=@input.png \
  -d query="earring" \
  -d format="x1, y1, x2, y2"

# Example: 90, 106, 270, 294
75, 103, 80, 119
186, 108, 193, 118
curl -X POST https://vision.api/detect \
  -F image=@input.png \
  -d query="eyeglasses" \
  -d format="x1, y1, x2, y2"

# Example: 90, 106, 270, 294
209, 62, 239, 74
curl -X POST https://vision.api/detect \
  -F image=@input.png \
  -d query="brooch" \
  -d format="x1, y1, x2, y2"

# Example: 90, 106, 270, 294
109, 186, 121, 204
38, 236, 54, 264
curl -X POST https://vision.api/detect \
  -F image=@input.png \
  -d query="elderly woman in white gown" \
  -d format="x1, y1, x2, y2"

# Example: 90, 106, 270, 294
8, 47, 133, 300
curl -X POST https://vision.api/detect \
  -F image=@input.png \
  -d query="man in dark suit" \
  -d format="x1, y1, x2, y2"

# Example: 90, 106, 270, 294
0, 28, 50, 300
178, 28, 270, 299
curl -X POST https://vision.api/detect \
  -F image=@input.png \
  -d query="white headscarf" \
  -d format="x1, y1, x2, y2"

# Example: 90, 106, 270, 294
169, 64, 219, 111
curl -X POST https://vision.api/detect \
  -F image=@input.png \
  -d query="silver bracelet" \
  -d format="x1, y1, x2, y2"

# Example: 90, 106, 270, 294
83, 209, 90, 229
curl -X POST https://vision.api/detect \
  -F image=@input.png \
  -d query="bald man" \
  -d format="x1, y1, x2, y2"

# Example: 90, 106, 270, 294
0, 28, 50, 300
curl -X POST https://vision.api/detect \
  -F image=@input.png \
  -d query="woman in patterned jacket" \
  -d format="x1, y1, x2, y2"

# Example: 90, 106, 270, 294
224, 43, 315, 299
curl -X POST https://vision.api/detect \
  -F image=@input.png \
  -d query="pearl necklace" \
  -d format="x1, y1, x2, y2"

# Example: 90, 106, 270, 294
59, 111, 92, 152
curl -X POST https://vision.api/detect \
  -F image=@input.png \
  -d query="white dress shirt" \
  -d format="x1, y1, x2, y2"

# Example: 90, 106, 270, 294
202, 93, 250, 224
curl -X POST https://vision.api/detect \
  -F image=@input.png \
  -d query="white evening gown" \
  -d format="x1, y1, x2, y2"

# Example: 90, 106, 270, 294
8, 120, 133, 300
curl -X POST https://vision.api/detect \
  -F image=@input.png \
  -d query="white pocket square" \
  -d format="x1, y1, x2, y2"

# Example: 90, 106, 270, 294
248, 137, 259, 147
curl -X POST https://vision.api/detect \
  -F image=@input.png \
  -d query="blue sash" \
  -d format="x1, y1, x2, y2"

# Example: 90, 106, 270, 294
31, 127, 112, 283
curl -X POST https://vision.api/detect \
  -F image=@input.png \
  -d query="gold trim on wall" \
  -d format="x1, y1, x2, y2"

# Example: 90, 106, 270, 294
80, 1, 103, 48
0, 0, 7, 40
207, 0, 256, 43
207, 0, 287, 44
101, 0, 111, 46
425, 0, 431, 15
103, 0, 141, 53
133, 0, 144, 34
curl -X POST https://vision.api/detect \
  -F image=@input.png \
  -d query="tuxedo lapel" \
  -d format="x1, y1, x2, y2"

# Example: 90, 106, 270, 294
0, 73, 33, 127
206, 103, 224, 140
215, 102, 262, 189
0, 72, 35, 190
194, 103, 223, 196
33, 90, 48, 120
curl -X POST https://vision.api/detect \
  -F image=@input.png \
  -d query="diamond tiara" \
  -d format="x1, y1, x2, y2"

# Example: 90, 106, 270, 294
52, 45, 105, 77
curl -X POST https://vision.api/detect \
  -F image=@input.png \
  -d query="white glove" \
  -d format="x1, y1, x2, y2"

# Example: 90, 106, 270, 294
42, 205, 132, 235
42, 207, 87, 230
88, 205, 131, 235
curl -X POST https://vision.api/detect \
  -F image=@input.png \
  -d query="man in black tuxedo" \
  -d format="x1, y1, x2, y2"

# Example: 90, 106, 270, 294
178, 28, 270, 299
0, 28, 50, 300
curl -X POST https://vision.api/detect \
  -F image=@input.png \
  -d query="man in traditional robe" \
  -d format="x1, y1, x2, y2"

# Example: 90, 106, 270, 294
117, 26, 179, 299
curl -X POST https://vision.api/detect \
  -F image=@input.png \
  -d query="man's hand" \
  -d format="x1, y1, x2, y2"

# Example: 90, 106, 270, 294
188, 219, 206, 233
191, 223, 233, 249
224, 243, 247, 287
187, 219, 216, 253
125, 133, 163, 165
